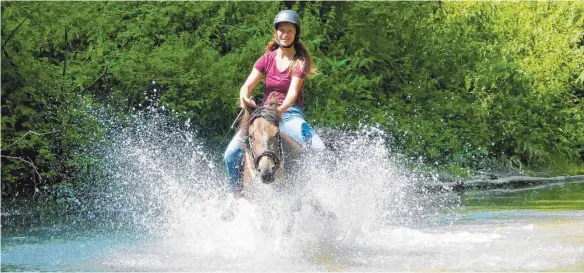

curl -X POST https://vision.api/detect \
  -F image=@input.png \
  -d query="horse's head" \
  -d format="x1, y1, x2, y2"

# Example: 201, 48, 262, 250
243, 97, 282, 184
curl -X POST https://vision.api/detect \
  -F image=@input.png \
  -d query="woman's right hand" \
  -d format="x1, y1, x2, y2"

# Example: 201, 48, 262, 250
240, 96, 257, 109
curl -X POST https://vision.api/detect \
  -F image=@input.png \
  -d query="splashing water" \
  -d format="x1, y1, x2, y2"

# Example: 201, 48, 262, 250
2, 109, 583, 271
73, 109, 455, 270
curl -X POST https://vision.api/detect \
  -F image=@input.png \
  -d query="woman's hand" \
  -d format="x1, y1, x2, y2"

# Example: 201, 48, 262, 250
240, 96, 257, 109
239, 68, 262, 109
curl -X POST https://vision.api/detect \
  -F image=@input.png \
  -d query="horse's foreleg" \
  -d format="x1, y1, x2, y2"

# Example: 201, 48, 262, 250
308, 197, 337, 221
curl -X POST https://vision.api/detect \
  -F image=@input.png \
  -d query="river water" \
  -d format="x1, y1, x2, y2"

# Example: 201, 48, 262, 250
3, 192, 583, 271
2, 113, 583, 271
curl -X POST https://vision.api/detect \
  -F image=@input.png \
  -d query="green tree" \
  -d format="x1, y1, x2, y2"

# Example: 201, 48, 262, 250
2, 1, 583, 200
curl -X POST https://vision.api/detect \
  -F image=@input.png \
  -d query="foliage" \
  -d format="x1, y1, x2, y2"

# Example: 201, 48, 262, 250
308, 1, 584, 172
1, 1, 583, 199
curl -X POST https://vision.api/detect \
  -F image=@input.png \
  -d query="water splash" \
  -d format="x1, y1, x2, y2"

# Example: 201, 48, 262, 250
75, 108, 462, 270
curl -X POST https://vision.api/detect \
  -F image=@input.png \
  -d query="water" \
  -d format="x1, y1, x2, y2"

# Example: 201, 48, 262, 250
2, 111, 583, 271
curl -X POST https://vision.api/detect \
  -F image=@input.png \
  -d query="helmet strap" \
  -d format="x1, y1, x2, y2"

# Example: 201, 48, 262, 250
274, 39, 294, 48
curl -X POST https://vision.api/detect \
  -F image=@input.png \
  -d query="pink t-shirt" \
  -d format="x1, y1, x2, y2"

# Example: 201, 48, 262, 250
253, 50, 306, 107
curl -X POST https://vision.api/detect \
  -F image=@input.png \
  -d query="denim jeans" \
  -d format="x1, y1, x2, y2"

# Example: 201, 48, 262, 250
223, 105, 325, 192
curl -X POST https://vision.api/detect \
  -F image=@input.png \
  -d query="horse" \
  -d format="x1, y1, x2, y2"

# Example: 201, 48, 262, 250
239, 97, 302, 190
220, 97, 336, 223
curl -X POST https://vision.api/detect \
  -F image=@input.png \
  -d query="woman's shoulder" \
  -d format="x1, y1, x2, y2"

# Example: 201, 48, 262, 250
262, 50, 277, 59
258, 50, 277, 65
254, 50, 277, 71
294, 58, 307, 67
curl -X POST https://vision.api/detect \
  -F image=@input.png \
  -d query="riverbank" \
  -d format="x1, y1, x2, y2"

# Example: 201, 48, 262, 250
3, 174, 583, 230
426, 175, 584, 192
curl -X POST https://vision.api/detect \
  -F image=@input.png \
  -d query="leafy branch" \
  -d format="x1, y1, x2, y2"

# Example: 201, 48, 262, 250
1, 4, 41, 50
1, 156, 41, 197
1, 130, 57, 198
2, 129, 57, 150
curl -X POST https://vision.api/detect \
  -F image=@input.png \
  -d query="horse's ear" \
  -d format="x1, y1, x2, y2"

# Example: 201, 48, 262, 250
243, 100, 258, 113
269, 96, 278, 109
244, 104, 253, 113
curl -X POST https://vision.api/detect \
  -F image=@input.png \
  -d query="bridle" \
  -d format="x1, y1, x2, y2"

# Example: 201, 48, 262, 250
247, 128, 284, 170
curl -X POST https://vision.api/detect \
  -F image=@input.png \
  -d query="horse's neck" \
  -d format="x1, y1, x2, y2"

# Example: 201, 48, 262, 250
280, 131, 303, 161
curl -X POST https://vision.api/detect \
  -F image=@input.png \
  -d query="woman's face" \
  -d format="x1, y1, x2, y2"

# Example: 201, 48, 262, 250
275, 22, 297, 47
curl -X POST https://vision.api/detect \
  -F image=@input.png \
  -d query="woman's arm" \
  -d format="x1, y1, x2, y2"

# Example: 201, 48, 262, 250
277, 76, 303, 116
239, 68, 263, 108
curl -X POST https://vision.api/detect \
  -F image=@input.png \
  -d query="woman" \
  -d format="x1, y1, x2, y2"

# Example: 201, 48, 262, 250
223, 10, 326, 195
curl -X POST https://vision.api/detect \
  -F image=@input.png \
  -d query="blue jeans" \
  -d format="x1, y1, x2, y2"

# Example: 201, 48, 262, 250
223, 105, 325, 193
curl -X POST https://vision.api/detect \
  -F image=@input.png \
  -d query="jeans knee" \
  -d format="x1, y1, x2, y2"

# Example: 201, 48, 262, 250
301, 123, 326, 152
223, 149, 233, 163
224, 148, 241, 166
300, 123, 312, 144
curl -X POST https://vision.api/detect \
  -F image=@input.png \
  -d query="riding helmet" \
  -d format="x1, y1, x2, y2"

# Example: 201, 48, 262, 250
273, 10, 301, 38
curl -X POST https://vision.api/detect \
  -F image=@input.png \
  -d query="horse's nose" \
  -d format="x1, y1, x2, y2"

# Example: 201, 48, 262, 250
260, 166, 276, 184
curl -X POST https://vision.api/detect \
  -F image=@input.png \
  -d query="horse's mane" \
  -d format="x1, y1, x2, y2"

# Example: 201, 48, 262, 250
239, 105, 281, 136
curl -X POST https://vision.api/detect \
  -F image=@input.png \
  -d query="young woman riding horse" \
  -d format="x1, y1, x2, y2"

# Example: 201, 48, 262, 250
223, 10, 326, 196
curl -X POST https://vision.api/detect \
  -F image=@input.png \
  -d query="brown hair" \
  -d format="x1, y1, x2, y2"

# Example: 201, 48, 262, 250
264, 39, 317, 78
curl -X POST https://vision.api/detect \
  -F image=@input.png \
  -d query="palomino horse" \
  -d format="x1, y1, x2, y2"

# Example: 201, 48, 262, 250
221, 97, 335, 222
240, 97, 302, 189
